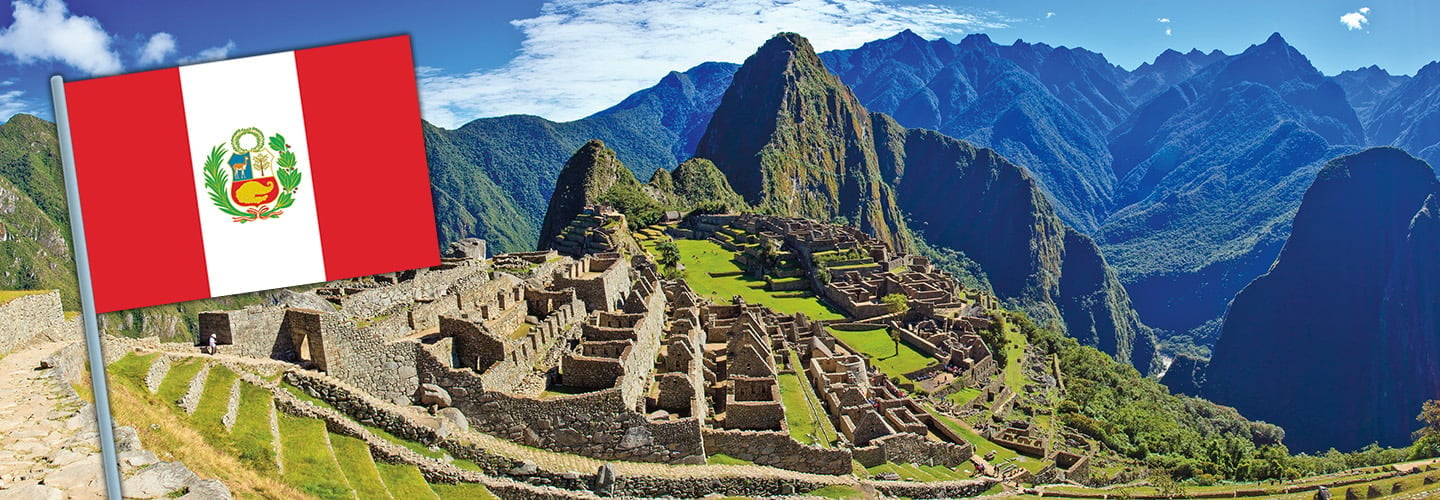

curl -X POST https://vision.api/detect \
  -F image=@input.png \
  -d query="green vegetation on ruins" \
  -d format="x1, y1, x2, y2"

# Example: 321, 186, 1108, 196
827, 326, 932, 377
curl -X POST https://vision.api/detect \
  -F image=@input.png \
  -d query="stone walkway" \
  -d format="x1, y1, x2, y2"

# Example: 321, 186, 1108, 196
0, 341, 105, 500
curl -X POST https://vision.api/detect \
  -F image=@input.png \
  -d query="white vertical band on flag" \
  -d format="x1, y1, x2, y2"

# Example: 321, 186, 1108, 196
181, 52, 326, 297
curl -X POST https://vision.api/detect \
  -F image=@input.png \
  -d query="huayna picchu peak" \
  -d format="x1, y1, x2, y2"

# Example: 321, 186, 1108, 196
687, 32, 1160, 372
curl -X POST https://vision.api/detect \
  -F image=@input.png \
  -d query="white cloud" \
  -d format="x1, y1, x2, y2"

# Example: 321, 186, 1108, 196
137, 32, 176, 66
0, 0, 121, 75
1341, 8, 1370, 30
419, 0, 1009, 127
1157, 17, 1170, 23
1045, 11, 1054, 19
0, 89, 38, 120
179, 40, 236, 64
1165, 27, 1172, 36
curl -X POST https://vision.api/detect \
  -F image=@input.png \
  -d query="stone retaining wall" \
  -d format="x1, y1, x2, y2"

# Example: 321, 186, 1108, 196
0, 290, 66, 356
859, 432, 973, 468
701, 428, 852, 475
272, 380, 597, 499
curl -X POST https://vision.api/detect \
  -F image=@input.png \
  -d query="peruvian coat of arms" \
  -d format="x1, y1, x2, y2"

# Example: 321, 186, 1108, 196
202, 127, 302, 223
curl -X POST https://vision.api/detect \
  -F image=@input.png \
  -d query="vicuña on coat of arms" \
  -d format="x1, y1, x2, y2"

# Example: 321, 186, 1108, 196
202, 127, 302, 223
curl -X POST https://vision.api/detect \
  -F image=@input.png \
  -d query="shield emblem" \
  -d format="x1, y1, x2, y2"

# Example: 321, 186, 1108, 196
231, 176, 280, 206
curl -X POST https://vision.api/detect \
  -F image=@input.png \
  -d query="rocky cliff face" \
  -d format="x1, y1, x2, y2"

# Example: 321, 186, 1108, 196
1204, 147, 1440, 452
0, 114, 78, 309
699, 33, 1157, 371
887, 127, 1155, 370
696, 33, 910, 251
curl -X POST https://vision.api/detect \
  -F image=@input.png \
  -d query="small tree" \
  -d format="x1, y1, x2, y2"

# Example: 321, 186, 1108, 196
656, 240, 681, 270
882, 293, 909, 315
1412, 399, 1440, 459
888, 327, 901, 357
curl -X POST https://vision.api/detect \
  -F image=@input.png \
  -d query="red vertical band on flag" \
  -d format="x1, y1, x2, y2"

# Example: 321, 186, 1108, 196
65, 69, 210, 313
295, 35, 439, 280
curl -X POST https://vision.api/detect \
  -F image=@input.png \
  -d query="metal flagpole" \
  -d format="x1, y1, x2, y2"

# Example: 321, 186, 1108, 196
49, 75, 124, 500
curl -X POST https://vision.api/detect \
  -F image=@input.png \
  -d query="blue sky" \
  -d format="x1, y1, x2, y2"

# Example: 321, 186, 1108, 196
0, 0, 1435, 127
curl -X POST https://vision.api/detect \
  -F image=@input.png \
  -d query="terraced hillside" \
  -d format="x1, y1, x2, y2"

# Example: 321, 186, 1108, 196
105, 350, 512, 500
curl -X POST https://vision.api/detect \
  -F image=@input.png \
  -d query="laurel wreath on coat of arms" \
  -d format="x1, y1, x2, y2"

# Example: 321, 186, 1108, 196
202, 127, 302, 223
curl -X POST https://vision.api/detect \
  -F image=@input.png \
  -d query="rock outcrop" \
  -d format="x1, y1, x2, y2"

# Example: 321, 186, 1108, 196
696, 33, 911, 252
1204, 147, 1440, 451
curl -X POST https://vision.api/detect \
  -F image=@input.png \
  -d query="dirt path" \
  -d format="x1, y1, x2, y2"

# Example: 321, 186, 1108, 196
0, 341, 105, 499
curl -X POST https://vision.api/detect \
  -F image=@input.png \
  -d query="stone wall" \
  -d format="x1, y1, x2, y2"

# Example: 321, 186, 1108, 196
324, 315, 420, 405
0, 290, 66, 356
334, 260, 484, 319
197, 307, 293, 360
552, 256, 631, 313
617, 287, 665, 408
723, 399, 784, 431
700, 428, 852, 475
856, 432, 973, 468
404, 344, 706, 464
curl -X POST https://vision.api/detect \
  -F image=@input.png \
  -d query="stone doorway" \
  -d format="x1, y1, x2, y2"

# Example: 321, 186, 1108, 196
283, 309, 327, 371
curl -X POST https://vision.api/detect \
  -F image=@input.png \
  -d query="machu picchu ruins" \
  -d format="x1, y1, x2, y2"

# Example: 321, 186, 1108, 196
93, 208, 1131, 498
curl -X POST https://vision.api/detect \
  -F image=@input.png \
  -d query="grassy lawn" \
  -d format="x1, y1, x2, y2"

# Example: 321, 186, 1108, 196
946, 387, 981, 406
0, 289, 49, 306
805, 485, 867, 499
190, 365, 237, 439
999, 316, 1028, 392
777, 353, 839, 446
430, 482, 499, 499
867, 461, 974, 482
375, 463, 439, 500
826, 326, 934, 378
232, 383, 277, 473
277, 414, 353, 500
329, 433, 392, 500
674, 239, 843, 321
920, 404, 1049, 473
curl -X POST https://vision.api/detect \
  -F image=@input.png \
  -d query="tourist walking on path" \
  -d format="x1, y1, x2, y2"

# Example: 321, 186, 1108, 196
206, 333, 217, 355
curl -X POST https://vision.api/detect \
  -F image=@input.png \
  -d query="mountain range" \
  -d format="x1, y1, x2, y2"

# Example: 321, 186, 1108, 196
0, 26, 1433, 452
545, 32, 1158, 371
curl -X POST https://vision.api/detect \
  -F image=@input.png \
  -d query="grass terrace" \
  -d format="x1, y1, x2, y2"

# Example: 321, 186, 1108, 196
105, 353, 495, 499
674, 238, 843, 321
826, 326, 933, 380
865, 461, 975, 482
778, 352, 839, 446
921, 404, 1049, 474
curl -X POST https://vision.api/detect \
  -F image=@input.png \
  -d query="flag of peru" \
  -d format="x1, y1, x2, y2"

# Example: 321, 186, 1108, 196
59, 35, 439, 313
